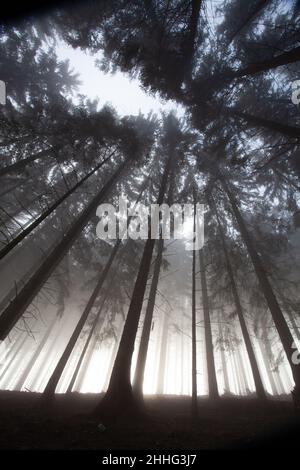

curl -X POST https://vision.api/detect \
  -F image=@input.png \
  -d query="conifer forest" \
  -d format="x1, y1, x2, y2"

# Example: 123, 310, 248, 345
0, 0, 300, 452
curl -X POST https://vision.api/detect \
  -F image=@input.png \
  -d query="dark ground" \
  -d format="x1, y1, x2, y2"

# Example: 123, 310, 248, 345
0, 390, 299, 449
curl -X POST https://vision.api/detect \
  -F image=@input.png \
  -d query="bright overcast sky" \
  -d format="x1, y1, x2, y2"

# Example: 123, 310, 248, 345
55, 41, 185, 118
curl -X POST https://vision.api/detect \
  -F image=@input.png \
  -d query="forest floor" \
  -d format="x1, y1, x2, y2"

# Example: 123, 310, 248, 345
0, 390, 299, 449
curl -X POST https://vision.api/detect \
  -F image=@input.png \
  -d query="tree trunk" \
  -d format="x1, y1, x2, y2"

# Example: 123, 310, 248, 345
0, 150, 115, 261
220, 175, 300, 397
199, 248, 219, 398
0, 159, 127, 340
156, 311, 169, 395
95, 152, 174, 417
229, 108, 300, 140
191, 199, 198, 418
67, 281, 114, 393
228, 0, 272, 44
258, 336, 277, 395
132, 237, 164, 400
231, 46, 300, 79
236, 347, 248, 393
183, 0, 202, 84
232, 352, 243, 395
43, 178, 147, 397
14, 314, 57, 391
217, 309, 230, 393
211, 198, 266, 398
0, 334, 28, 383
0, 148, 53, 177
75, 333, 98, 391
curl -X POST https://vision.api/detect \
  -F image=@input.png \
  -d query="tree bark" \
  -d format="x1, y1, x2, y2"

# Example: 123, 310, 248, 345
199, 248, 219, 398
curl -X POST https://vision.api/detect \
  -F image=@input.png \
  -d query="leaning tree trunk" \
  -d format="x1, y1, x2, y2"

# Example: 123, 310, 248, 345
230, 46, 300, 79
191, 199, 198, 418
199, 248, 219, 398
182, 0, 202, 84
0, 179, 26, 198
132, 159, 175, 401
217, 309, 230, 393
0, 148, 54, 178
67, 271, 117, 393
156, 311, 169, 395
258, 336, 278, 395
132, 236, 164, 400
219, 174, 300, 402
228, 0, 271, 44
277, 290, 300, 342
95, 152, 174, 417
236, 347, 248, 394
0, 159, 128, 340
0, 149, 115, 261
14, 314, 58, 391
211, 198, 266, 398
0, 334, 28, 383
228, 108, 300, 141
43, 179, 147, 397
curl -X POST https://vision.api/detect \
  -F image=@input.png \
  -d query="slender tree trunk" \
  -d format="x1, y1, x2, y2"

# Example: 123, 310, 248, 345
0, 150, 115, 261
183, 0, 202, 84
274, 368, 285, 395
191, 199, 198, 418
217, 309, 230, 393
132, 237, 164, 400
14, 314, 57, 391
0, 159, 127, 340
211, 198, 266, 398
232, 352, 243, 395
156, 311, 169, 395
220, 175, 300, 399
75, 334, 98, 392
258, 336, 277, 395
0, 134, 33, 149
199, 248, 219, 398
43, 178, 147, 397
181, 317, 185, 395
0, 148, 53, 177
103, 319, 124, 391
0, 334, 28, 383
67, 281, 114, 393
132, 158, 175, 401
0, 180, 25, 198
228, 0, 271, 43
236, 347, 248, 393
229, 108, 300, 140
95, 152, 174, 417
229, 350, 239, 394
231, 46, 300, 79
